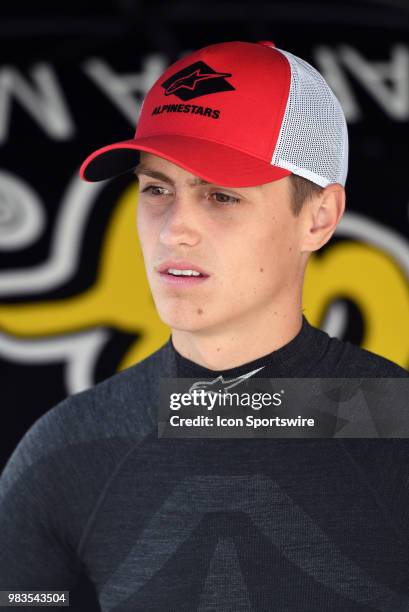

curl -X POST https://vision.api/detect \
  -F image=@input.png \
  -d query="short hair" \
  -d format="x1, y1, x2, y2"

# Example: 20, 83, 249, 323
288, 173, 325, 216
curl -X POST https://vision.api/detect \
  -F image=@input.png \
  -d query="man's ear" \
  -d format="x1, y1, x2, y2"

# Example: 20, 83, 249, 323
300, 183, 345, 253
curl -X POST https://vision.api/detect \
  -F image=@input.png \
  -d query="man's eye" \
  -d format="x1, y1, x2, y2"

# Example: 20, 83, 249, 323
140, 185, 170, 196
211, 192, 240, 205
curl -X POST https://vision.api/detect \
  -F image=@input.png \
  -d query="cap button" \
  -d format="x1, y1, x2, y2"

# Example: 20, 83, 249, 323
257, 40, 276, 48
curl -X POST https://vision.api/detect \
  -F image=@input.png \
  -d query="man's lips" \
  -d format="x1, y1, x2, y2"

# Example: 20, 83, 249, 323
155, 259, 211, 287
158, 273, 209, 286
156, 260, 210, 277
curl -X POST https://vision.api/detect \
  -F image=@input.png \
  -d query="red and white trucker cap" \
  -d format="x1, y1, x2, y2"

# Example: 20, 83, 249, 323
79, 40, 348, 188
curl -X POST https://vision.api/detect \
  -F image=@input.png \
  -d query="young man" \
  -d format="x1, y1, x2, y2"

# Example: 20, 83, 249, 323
1, 41, 408, 611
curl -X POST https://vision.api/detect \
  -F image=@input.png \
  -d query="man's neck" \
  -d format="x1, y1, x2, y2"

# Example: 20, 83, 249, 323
171, 307, 303, 371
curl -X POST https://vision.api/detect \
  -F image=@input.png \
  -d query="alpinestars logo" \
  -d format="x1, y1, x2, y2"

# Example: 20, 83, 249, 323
188, 366, 264, 396
161, 61, 235, 101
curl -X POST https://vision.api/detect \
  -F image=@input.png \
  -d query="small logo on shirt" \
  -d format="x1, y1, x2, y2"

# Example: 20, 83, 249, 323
188, 366, 264, 395
161, 61, 235, 101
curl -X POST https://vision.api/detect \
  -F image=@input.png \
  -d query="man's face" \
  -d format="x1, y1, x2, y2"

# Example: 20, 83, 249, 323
136, 152, 305, 334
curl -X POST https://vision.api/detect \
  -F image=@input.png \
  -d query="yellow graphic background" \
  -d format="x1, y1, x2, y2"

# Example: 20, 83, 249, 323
0, 183, 408, 372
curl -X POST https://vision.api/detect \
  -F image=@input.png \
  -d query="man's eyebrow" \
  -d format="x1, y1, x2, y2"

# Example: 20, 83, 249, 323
133, 164, 212, 187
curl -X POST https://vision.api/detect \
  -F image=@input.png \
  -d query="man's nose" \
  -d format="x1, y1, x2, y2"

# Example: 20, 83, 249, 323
159, 192, 201, 247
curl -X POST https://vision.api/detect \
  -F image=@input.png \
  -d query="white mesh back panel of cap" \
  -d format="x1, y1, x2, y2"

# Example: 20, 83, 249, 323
271, 48, 349, 187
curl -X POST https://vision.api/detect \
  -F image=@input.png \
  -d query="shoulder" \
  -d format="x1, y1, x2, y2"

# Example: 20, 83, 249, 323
0, 340, 169, 494
37, 338, 166, 443
324, 333, 409, 378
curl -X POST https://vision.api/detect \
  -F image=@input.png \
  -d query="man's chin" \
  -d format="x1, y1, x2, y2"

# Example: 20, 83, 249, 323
161, 317, 209, 333
156, 307, 213, 332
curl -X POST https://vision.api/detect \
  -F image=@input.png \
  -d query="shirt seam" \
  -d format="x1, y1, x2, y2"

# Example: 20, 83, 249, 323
76, 394, 154, 559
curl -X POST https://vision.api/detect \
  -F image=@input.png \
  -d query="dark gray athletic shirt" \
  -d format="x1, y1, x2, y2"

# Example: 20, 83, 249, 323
1, 315, 409, 611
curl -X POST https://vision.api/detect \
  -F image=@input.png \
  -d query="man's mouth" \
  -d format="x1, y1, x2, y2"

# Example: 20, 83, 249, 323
156, 260, 210, 278
158, 268, 210, 286
165, 268, 204, 277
